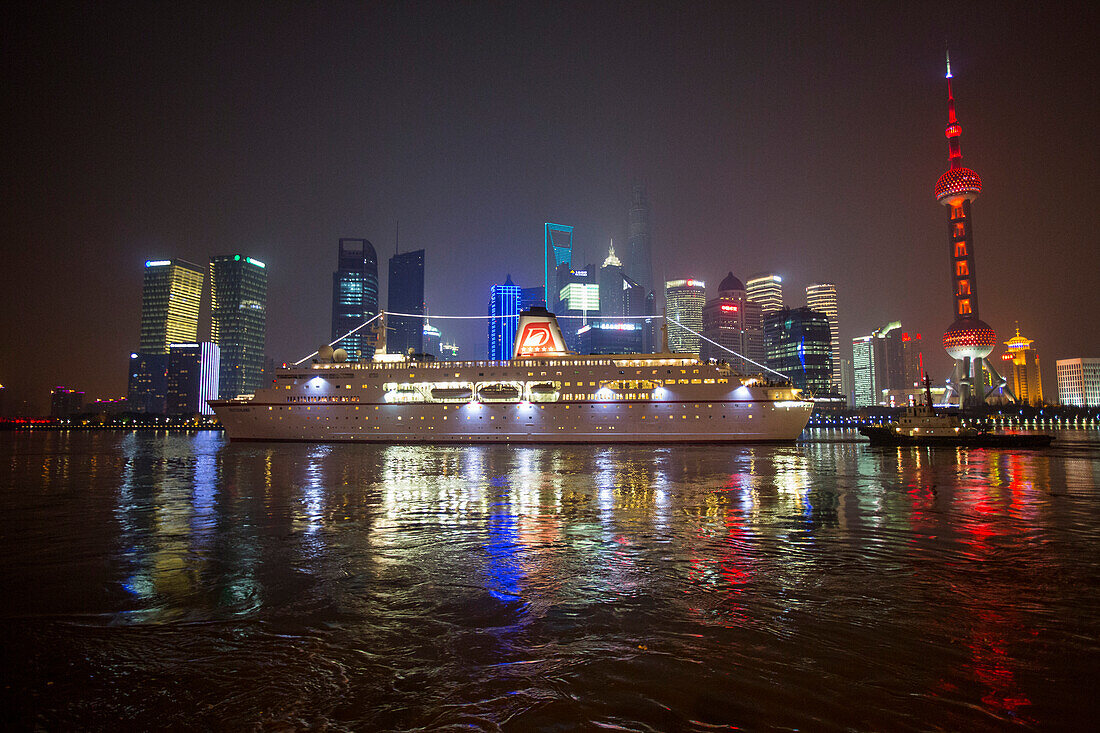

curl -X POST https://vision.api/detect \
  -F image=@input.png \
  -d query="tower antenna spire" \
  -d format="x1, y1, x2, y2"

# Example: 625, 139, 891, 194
945, 46, 952, 79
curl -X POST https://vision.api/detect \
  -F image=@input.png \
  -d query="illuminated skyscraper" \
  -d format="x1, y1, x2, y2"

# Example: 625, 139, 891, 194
805, 283, 841, 391
901, 332, 924, 387
747, 274, 784, 315
1002, 327, 1043, 405
544, 223, 573, 312
852, 336, 876, 407
627, 185, 654, 293
599, 241, 625, 319
577, 321, 643, 355
139, 259, 204, 354
387, 249, 425, 355
210, 255, 268, 398
664, 278, 706, 355
166, 342, 220, 415
558, 266, 600, 351
422, 319, 442, 359
331, 238, 379, 362
935, 52, 1010, 405
701, 273, 763, 367
127, 353, 168, 413
852, 322, 912, 406
1056, 358, 1100, 407
488, 275, 522, 360
763, 307, 832, 394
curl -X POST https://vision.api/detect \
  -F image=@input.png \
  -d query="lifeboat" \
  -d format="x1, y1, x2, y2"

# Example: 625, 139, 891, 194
528, 382, 558, 395
431, 386, 473, 401
477, 384, 521, 402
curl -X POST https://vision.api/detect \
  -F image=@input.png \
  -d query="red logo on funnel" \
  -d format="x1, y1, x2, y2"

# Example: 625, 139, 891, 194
517, 322, 556, 355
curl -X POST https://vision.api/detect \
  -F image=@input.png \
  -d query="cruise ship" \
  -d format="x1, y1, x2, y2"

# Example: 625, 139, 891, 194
211, 308, 813, 443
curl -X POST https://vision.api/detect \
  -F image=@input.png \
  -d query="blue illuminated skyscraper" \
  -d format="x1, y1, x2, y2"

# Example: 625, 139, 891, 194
762, 307, 832, 394
488, 275, 522, 360
331, 238, 379, 361
167, 342, 220, 415
544, 223, 573, 312
387, 249, 425, 355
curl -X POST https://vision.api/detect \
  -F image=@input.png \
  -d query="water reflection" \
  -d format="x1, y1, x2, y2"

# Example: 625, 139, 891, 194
1, 432, 1097, 729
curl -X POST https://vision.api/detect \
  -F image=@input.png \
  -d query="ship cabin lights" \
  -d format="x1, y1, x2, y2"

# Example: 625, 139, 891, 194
596, 386, 613, 400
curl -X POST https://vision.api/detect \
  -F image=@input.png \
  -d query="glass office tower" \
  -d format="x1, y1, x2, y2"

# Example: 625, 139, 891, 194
387, 249, 425, 355
210, 255, 268, 398
140, 259, 204, 354
331, 238, 379, 361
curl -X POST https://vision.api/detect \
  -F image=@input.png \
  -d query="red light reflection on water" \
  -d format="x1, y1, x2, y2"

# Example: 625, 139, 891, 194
940, 450, 1035, 722
686, 473, 756, 626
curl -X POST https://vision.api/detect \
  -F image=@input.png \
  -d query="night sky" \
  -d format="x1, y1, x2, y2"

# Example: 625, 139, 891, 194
3, 1, 1097, 412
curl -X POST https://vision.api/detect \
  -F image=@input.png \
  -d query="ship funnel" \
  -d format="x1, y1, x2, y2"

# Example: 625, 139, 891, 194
512, 307, 571, 359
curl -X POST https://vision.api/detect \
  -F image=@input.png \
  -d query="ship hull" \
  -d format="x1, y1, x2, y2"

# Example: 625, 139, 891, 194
859, 426, 1053, 448
213, 399, 812, 444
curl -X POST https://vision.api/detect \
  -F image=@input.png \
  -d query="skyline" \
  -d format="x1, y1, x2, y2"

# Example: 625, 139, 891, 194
3, 2, 1098, 411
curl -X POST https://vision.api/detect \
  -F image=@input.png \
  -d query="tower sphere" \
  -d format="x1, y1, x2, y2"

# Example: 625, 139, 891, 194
943, 317, 996, 360
935, 167, 982, 205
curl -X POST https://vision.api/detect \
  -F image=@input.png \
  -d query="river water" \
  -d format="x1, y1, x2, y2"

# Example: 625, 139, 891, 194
2, 430, 1098, 731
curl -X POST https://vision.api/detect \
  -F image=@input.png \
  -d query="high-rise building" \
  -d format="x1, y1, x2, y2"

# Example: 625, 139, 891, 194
520, 286, 545, 311
140, 259, 204, 354
852, 322, 912, 406
210, 255, 268, 398
627, 185, 654, 293
805, 283, 841, 391
422, 320, 442, 359
577, 321, 644, 355
665, 278, 706, 355
50, 387, 84, 418
556, 266, 599, 351
1056, 359, 1100, 407
1001, 327, 1043, 406
330, 238, 379, 362
166, 342, 220, 415
852, 336, 876, 407
488, 275, 522, 361
622, 274, 656, 353
599, 241, 625, 319
387, 249, 425, 355
747, 274, 784, 316
440, 342, 460, 360
901, 332, 925, 387
700, 273, 763, 367
763, 307, 832, 394
127, 352, 168, 413
935, 53, 1008, 405
874, 322, 908, 392
544, 223, 573, 312
840, 357, 855, 406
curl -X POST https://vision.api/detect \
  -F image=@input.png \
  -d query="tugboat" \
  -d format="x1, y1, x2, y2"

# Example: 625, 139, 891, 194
859, 374, 1053, 448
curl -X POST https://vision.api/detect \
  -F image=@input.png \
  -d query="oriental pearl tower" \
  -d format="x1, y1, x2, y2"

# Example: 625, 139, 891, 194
936, 52, 1007, 406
